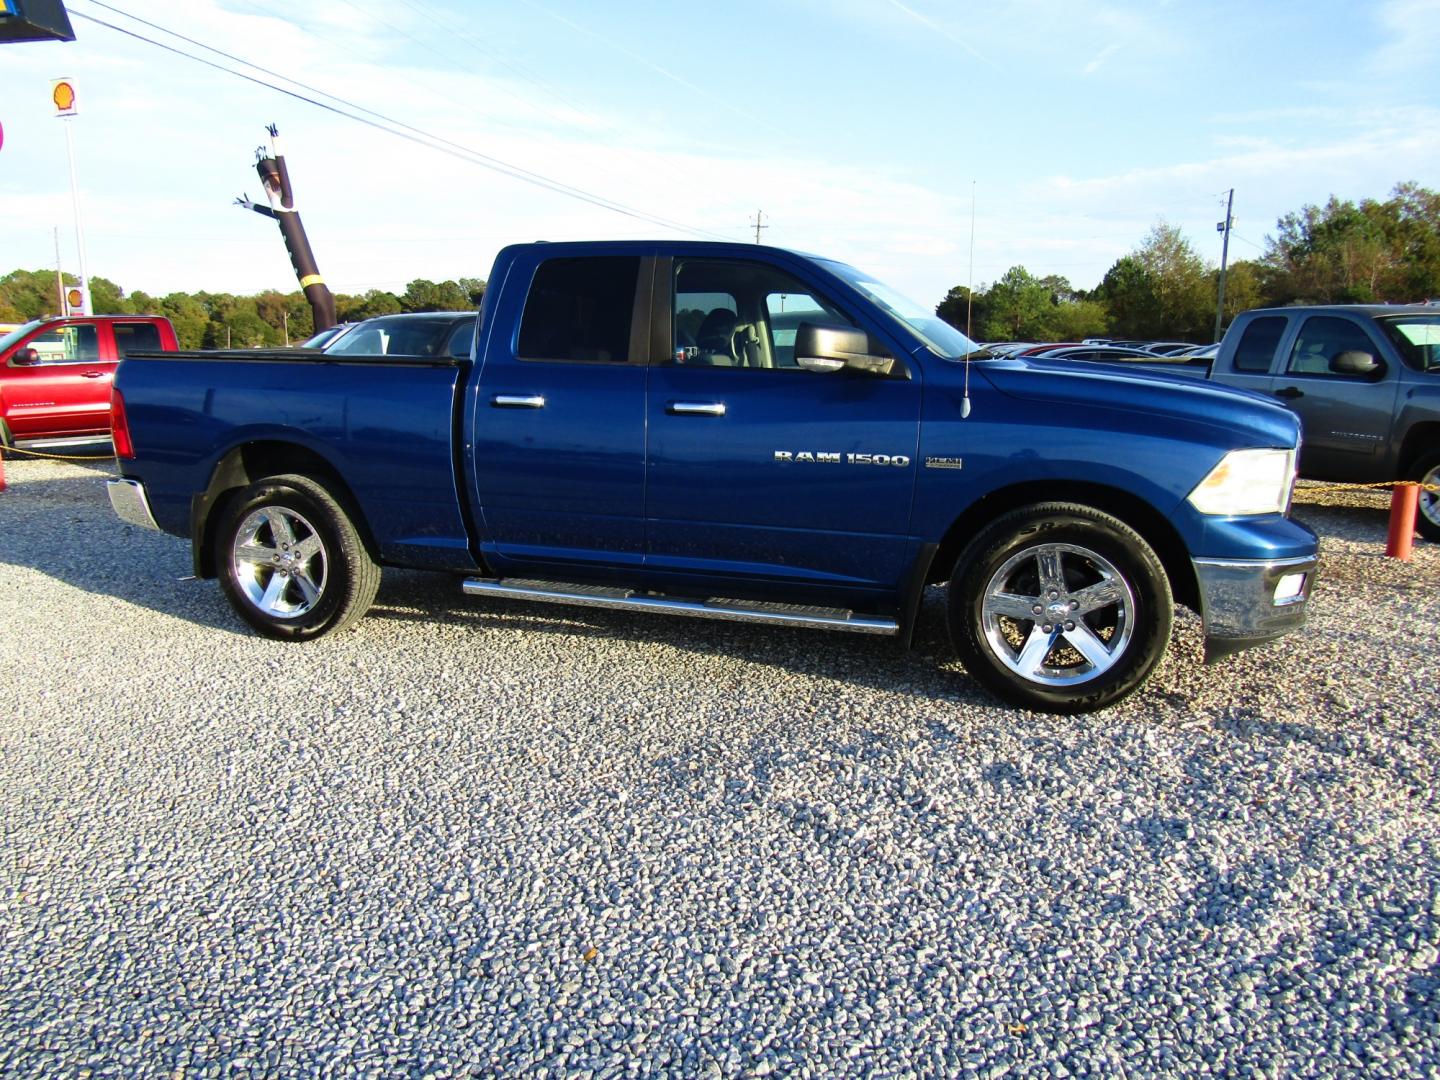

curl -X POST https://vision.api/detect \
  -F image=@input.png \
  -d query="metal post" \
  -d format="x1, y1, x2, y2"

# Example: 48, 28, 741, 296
61, 117, 92, 315
53, 227, 65, 316
1213, 188, 1233, 344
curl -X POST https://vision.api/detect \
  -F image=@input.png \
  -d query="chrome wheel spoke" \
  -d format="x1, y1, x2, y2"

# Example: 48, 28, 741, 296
986, 590, 1040, 621
294, 535, 324, 562
1062, 621, 1114, 671
258, 572, 289, 614
292, 568, 321, 607
267, 511, 297, 549
236, 541, 276, 566
1014, 624, 1059, 676
1036, 549, 1066, 595
1071, 579, 1125, 616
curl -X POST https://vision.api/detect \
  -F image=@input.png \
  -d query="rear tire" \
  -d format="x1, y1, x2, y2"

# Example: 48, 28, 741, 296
947, 502, 1173, 714
214, 473, 380, 640
1411, 451, 1440, 543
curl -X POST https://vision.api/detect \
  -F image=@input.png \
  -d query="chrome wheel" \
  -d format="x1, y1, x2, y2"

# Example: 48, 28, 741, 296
980, 541, 1136, 687
1420, 462, 1440, 534
231, 506, 328, 619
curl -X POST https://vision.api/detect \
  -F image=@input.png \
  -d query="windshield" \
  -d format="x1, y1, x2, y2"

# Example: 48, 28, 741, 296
0, 320, 44, 353
1377, 314, 1440, 372
819, 261, 980, 358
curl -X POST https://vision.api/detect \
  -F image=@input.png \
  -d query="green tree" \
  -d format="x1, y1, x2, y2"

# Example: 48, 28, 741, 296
1094, 255, 1158, 338
935, 285, 988, 338
400, 278, 471, 312
978, 266, 1057, 341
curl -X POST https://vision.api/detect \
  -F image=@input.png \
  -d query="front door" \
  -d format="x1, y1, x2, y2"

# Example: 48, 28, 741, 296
645, 257, 922, 599
3, 321, 111, 438
1270, 313, 1399, 480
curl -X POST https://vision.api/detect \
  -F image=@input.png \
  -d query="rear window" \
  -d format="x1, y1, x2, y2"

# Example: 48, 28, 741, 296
1232, 316, 1287, 373
1377, 315, 1440, 372
114, 322, 163, 356
517, 257, 638, 363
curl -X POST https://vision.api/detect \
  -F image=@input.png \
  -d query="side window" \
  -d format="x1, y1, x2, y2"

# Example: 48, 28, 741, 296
669, 259, 855, 370
113, 323, 162, 356
1285, 316, 1381, 377
517, 256, 638, 363
23, 324, 99, 364
1232, 316, 1286, 373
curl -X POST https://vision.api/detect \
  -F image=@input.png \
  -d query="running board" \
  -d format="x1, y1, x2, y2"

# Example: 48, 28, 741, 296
461, 577, 899, 636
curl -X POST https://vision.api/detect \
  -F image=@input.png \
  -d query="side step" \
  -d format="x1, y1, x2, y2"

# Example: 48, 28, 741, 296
461, 577, 899, 636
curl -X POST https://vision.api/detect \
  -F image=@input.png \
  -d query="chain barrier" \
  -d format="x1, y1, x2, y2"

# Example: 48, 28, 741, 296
0, 444, 116, 462
1300, 479, 1440, 495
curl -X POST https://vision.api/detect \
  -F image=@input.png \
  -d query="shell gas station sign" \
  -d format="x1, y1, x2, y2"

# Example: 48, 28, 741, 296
51, 77, 76, 116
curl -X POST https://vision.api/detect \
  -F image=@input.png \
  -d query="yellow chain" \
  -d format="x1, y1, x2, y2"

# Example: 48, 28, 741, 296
1301, 479, 1440, 494
0, 445, 115, 462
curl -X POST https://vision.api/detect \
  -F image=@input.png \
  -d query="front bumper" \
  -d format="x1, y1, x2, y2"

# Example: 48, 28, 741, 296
106, 478, 161, 531
1193, 554, 1317, 662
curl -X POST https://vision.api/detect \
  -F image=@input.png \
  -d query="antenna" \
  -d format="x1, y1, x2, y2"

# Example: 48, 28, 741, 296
961, 180, 976, 419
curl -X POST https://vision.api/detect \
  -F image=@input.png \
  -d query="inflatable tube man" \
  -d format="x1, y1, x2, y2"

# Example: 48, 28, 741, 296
236, 124, 337, 332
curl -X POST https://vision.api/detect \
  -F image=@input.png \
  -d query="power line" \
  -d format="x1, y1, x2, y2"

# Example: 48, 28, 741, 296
69, 4, 734, 242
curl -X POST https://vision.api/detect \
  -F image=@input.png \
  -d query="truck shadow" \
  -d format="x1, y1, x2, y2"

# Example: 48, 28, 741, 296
0, 460, 250, 636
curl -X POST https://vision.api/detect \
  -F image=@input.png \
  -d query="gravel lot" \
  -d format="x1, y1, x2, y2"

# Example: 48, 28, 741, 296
1, 456, 1436, 1078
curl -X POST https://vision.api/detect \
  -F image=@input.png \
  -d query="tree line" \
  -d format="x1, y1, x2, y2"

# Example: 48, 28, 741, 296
937, 181, 1440, 343
0, 273, 486, 349
5, 181, 1436, 348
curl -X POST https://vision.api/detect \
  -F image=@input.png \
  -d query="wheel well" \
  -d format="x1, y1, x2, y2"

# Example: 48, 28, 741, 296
192, 441, 378, 578
1398, 422, 1440, 476
927, 481, 1200, 612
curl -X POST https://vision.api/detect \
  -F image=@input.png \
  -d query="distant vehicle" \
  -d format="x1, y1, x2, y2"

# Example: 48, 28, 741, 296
1141, 342, 1202, 356
1210, 305, 1440, 539
1, 314, 177, 446
323, 311, 476, 359
299, 323, 354, 349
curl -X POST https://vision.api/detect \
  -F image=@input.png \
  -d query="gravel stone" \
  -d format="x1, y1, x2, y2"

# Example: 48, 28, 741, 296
0, 460, 1436, 1077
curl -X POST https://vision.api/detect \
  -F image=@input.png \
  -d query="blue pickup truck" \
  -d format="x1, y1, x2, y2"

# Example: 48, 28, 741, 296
106, 241, 1317, 713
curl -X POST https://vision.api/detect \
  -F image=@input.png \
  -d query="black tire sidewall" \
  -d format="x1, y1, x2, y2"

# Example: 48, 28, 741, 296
214, 475, 361, 640
948, 505, 1173, 714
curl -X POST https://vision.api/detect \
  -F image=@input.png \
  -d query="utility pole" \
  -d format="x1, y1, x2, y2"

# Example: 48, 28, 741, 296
1213, 188, 1234, 344
751, 209, 767, 244
53, 227, 65, 316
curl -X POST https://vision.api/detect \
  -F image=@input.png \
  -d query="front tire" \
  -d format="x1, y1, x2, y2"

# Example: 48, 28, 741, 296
948, 503, 1173, 714
214, 473, 380, 640
1410, 451, 1440, 543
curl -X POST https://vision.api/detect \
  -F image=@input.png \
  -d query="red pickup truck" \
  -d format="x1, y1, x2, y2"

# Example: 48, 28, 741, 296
0, 314, 178, 445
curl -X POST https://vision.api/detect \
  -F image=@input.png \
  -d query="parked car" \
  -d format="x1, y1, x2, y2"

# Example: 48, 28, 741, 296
108, 240, 1317, 714
298, 322, 354, 349
1, 314, 177, 445
322, 311, 476, 359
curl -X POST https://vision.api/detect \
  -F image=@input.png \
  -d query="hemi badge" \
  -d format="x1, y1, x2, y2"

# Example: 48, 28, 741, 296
925, 456, 963, 470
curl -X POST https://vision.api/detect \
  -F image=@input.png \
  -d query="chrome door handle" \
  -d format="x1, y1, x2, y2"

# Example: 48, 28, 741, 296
668, 401, 726, 416
492, 394, 545, 408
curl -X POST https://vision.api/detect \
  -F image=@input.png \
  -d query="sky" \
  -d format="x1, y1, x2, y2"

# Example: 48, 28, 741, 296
2, 0, 1439, 311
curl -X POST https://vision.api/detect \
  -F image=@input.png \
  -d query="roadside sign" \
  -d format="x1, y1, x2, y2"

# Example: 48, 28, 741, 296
52, 77, 76, 116
65, 287, 83, 313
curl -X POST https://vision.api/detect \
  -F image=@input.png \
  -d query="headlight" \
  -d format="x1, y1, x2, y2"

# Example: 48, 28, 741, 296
1187, 448, 1297, 516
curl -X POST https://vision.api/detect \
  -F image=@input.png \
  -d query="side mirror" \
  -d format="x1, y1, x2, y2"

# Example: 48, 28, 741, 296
11, 347, 40, 367
1330, 350, 1384, 377
794, 322, 894, 376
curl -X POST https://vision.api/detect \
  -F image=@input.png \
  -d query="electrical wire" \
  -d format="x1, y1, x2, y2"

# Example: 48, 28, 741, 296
69, 4, 735, 242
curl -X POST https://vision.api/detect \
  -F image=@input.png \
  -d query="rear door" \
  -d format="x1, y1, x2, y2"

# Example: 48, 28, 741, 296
3, 319, 111, 438
644, 255, 922, 597
469, 252, 652, 572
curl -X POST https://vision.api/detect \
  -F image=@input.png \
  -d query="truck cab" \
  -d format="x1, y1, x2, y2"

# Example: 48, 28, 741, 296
0, 314, 177, 444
